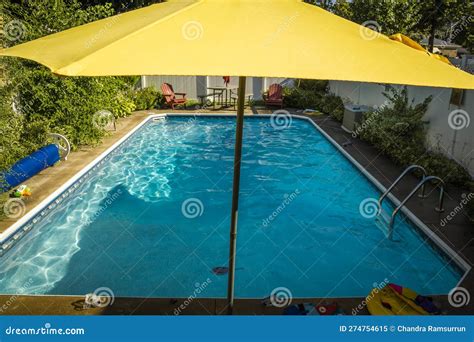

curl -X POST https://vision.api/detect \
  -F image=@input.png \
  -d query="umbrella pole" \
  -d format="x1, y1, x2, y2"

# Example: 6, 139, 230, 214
226, 76, 246, 315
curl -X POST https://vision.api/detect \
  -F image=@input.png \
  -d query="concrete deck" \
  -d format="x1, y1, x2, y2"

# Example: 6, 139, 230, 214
0, 108, 472, 315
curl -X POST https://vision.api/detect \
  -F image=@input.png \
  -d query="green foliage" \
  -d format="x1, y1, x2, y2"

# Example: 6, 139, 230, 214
314, 0, 473, 52
283, 87, 323, 110
0, 0, 140, 204
320, 94, 344, 122
133, 87, 163, 110
283, 79, 344, 122
358, 86, 470, 186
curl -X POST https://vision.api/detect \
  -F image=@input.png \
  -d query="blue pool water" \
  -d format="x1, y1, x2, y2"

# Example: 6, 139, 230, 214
0, 116, 462, 298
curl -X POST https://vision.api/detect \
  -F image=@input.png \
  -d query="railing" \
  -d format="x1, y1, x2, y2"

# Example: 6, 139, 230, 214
387, 176, 445, 240
378, 165, 427, 212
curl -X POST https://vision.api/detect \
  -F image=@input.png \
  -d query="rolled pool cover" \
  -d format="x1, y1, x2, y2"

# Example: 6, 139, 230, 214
0, 144, 60, 193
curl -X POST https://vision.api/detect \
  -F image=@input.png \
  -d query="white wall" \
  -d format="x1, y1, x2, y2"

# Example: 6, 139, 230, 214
329, 80, 474, 176
141, 76, 288, 100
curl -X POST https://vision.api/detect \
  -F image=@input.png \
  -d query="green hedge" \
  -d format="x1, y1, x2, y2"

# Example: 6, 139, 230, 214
283, 79, 344, 122
358, 86, 471, 186
133, 86, 165, 110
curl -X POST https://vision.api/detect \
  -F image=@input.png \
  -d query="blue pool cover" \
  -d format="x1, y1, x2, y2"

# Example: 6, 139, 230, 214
0, 144, 60, 192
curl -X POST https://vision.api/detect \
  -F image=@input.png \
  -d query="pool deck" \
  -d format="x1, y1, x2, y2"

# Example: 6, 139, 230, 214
0, 108, 472, 315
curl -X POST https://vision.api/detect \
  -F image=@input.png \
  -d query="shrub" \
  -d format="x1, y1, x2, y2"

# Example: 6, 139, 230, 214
320, 94, 345, 122
358, 86, 470, 186
283, 87, 323, 109
296, 79, 328, 93
283, 80, 344, 121
133, 87, 162, 110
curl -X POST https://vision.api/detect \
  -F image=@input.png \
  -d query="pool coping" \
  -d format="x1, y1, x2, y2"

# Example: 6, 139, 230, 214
0, 113, 470, 294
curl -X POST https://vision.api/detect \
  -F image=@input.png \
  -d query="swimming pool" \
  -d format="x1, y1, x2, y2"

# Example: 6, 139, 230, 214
0, 114, 467, 299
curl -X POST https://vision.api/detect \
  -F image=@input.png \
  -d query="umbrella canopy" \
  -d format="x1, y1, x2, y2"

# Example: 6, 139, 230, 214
1, 0, 473, 89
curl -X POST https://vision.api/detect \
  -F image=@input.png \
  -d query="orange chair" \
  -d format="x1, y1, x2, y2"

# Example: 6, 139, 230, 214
161, 83, 187, 109
263, 83, 284, 108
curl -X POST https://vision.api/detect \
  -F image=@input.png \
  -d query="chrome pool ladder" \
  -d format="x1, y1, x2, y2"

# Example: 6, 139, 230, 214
375, 165, 445, 240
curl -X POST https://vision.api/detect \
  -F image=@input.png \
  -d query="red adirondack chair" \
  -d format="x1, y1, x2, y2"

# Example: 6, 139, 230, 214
161, 83, 187, 109
263, 83, 284, 108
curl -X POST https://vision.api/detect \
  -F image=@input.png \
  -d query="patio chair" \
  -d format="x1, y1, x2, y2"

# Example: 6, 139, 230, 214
161, 83, 187, 109
263, 83, 284, 108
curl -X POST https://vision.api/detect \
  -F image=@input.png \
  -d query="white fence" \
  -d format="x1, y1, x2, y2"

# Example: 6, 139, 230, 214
329, 80, 474, 177
141, 76, 286, 100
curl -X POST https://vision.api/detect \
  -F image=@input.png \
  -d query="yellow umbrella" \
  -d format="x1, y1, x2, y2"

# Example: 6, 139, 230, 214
2, 0, 474, 314
1, 0, 473, 88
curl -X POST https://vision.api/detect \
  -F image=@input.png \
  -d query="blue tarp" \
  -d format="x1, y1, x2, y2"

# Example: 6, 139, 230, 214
0, 144, 60, 193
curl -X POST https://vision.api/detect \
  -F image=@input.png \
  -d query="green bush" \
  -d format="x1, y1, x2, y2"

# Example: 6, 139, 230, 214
296, 79, 328, 93
133, 87, 163, 110
358, 86, 470, 186
320, 94, 345, 122
283, 87, 323, 109
283, 80, 344, 121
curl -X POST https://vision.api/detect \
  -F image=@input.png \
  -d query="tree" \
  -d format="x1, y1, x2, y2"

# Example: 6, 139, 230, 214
312, 0, 472, 52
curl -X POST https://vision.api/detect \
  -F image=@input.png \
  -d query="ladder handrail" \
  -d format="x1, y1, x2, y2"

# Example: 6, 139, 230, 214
378, 164, 427, 212
388, 176, 445, 239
